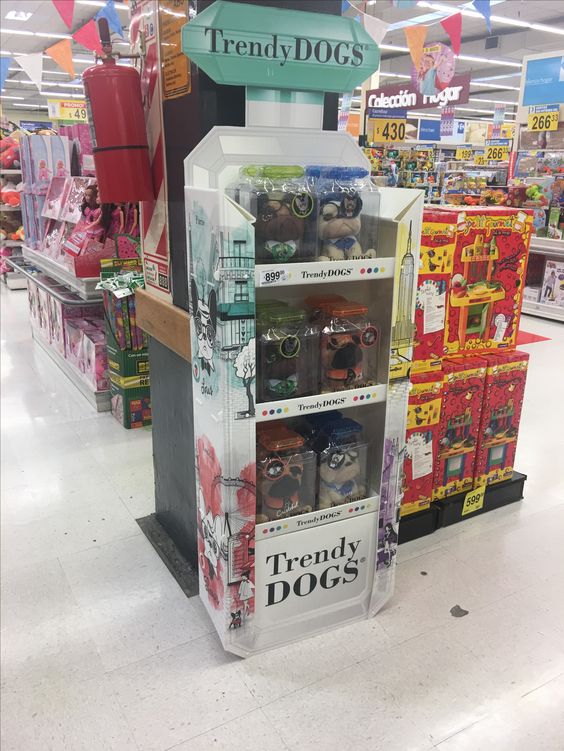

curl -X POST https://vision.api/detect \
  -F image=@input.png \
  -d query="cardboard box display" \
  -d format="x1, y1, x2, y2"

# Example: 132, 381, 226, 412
540, 258, 564, 307
401, 371, 443, 517
474, 350, 529, 488
433, 356, 487, 500
105, 323, 150, 383
48, 296, 103, 357
436, 207, 533, 356
109, 381, 151, 429
412, 209, 455, 373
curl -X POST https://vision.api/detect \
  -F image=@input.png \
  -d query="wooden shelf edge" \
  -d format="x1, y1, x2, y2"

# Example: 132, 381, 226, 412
135, 288, 191, 363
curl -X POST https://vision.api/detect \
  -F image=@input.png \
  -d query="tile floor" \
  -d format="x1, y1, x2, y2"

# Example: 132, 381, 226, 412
1, 284, 563, 751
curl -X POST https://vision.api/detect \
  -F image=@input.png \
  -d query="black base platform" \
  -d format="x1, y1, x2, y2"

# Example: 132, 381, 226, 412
399, 471, 527, 544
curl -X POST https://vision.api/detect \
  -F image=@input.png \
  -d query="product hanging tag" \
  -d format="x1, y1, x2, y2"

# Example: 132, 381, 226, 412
423, 289, 445, 335
411, 435, 433, 480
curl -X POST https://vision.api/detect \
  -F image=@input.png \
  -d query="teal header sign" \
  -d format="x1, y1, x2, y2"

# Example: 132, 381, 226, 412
182, 0, 380, 93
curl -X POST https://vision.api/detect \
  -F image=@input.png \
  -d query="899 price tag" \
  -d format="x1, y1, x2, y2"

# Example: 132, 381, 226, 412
259, 268, 290, 287
461, 485, 486, 516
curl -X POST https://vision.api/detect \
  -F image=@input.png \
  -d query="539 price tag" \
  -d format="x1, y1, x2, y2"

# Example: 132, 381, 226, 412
259, 268, 290, 287
461, 485, 486, 516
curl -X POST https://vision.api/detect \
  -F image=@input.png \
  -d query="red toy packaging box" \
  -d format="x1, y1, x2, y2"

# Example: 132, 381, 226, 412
413, 209, 456, 374
401, 372, 443, 516
433, 356, 487, 500
474, 350, 529, 488
435, 207, 533, 356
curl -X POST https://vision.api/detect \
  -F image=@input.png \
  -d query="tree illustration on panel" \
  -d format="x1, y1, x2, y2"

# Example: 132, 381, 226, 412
234, 337, 255, 417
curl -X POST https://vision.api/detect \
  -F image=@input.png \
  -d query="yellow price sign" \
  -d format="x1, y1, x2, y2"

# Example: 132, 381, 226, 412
527, 110, 559, 132
485, 145, 509, 161
461, 485, 486, 516
474, 154, 487, 166
456, 148, 473, 160
371, 118, 407, 143
47, 99, 88, 122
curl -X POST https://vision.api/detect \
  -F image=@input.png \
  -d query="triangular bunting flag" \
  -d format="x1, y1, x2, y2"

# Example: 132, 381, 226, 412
0, 57, 12, 92
96, 0, 124, 39
363, 14, 390, 47
472, 0, 491, 34
45, 39, 75, 78
404, 25, 427, 70
72, 19, 103, 55
440, 13, 462, 56
51, 0, 75, 30
14, 52, 43, 90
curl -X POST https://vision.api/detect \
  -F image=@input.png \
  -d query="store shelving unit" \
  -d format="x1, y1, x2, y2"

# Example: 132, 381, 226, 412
0, 168, 25, 287
0, 169, 22, 177
522, 237, 564, 322
22, 244, 102, 301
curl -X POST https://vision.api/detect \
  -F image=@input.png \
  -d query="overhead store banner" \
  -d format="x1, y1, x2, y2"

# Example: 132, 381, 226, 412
366, 72, 470, 111
522, 54, 564, 106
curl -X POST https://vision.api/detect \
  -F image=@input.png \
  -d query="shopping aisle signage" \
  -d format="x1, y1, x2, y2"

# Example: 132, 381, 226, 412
366, 73, 470, 112
461, 485, 485, 516
522, 55, 564, 106
47, 99, 87, 122
485, 140, 510, 161
527, 105, 559, 132
182, 0, 380, 92
370, 117, 407, 143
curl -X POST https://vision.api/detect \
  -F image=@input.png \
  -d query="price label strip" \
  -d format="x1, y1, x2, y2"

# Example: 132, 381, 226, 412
455, 148, 473, 161
259, 268, 291, 286
371, 118, 407, 143
461, 484, 486, 516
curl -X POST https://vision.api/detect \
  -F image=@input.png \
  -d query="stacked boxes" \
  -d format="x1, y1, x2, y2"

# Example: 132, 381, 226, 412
105, 324, 151, 429
401, 372, 443, 516
474, 351, 529, 487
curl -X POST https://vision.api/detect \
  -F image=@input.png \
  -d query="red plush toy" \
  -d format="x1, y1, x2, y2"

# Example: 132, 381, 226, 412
0, 137, 21, 170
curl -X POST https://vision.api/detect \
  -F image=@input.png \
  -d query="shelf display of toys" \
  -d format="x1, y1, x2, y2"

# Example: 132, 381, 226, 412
474, 351, 529, 487
540, 258, 564, 308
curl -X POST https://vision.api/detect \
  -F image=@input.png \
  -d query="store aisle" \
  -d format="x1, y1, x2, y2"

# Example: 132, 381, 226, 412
1, 284, 563, 751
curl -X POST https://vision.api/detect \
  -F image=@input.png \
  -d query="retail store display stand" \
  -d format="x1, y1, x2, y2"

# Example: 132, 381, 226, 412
0, 168, 25, 289
180, 0, 424, 657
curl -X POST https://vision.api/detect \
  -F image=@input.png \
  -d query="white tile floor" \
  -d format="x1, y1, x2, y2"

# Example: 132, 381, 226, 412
1, 283, 563, 751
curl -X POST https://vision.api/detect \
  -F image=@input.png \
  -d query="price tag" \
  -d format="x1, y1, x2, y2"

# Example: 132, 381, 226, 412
527, 109, 559, 132
461, 485, 486, 516
474, 154, 487, 166
259, 268, 290, 286
371, 118, 407, 143
456, 148, 473, 161
47, 99, 88, 122
485, 145, 509, 161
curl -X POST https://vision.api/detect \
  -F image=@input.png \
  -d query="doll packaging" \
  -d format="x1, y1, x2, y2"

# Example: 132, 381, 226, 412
433, 355, 487, 500
474, 350, 529, 488
402, 372, 443, 516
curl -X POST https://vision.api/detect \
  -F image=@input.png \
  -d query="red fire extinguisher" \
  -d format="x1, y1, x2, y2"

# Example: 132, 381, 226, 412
83, 57, 154, 203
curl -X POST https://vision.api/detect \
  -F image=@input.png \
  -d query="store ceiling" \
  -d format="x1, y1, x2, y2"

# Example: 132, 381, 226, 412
1, 0, 563, 120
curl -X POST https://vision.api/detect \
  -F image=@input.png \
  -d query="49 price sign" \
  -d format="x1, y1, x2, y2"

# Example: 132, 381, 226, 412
485, 145, 509, 161
527, 105, 559, 132
461, 485, 485, 516
371, 118, 407, 143
47, 99, 88, 123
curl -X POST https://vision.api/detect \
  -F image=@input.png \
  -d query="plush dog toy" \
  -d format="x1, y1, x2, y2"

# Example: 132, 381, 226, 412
255, 191, 307, 263
318, 191, 375, 261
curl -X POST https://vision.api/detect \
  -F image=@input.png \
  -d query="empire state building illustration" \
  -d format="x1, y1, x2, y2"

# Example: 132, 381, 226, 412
391, 220, 416, 358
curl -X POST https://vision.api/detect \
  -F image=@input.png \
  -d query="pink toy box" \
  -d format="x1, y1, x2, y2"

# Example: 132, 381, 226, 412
64, 318, 108, 391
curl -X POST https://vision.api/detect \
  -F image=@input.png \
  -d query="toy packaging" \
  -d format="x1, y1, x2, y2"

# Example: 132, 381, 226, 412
110, 381, 151, 429
435, 207, 533, 356
413, 210, 455, 373
43, 177, 70, 220
402, 372, 443, 516
474, 350, 529, 487
540, 258, 564, 307
256, 424, 317, 522
48, 295, 103, 357
433, 356, 487, 500
314, 416, 369, 509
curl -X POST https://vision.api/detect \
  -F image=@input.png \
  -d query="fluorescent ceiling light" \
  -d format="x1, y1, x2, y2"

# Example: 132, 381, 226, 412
471, 81, 520, 91
12, 103, 48, 109
1, 94, 25, 100
379, 72, 412, 80
469, 97, 517, 106
5, 10, 33, 21
10, 80, 83, 89
474, 73, 522, 81
40, 91, 85, 98
2, 29, 34, 36
36, 32, 73, 39
76, 0, 129, 8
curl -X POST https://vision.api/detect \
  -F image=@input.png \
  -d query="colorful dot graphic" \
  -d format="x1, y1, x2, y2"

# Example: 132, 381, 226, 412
359, 266, 381, 275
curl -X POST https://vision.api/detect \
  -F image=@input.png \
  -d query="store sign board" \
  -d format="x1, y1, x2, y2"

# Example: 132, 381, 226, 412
47, 99, 87, 122
527, 104, 559, 132
20, 119, 53, 131
418, 119, 441, 141
367, 106, 407, 119
366, 73, 471, 111
523, 55, 564, 106
182, 0, 380, 92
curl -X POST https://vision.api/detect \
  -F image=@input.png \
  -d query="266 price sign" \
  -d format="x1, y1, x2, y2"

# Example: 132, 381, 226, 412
527, 108, 559, 132
485, 145, 509, 161
371, 118, 407, 143
47, 99, 88, 123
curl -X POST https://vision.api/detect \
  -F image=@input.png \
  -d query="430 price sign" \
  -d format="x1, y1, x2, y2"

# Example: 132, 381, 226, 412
371, 118, 407, 143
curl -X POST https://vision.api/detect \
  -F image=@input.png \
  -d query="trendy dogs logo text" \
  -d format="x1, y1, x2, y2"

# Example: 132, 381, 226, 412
205, 29, 366, 68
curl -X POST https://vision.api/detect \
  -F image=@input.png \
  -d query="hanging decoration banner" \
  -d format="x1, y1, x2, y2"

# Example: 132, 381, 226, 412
527, 104, 559, 132
472, 0, 491, 34
96, 0, 124, 38
362, 14, 389, 47
441, 105, 455, 137
47, 98, 88, 122
366, 72, 470, 112
440, 13, 462, 56
404, 24, 427, 70
14, 52, 43, 90
45, 39, 75, 78
411, 42, 455, 96
338, 91, 354, 131
51, 0, 75, 30
72, 19, 103, 55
